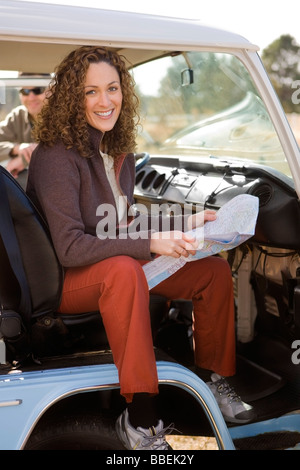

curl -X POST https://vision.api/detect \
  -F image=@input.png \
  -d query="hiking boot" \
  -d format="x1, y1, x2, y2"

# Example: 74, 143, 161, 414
116, 408, 173, 450
207, 373, 255, 423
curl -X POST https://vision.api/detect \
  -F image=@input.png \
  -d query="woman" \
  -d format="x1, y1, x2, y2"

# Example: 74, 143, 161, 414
26, 46, 253, 450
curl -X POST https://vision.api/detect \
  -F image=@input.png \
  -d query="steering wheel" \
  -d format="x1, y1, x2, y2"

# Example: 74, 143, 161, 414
135, 152, 150, 171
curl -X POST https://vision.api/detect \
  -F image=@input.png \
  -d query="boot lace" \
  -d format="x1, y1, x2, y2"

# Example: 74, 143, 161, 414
140, 423, 175, 450
214, 377, 242, 403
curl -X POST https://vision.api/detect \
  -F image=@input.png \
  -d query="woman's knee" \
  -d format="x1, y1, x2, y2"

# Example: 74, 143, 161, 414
190, 256, 232, 291
215, 257, 232, 282
214, 256, 232, 275
209, 256, 232, 285
104, 255, 146, 286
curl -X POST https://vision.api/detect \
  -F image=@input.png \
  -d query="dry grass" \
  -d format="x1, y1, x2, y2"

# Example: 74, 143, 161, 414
166, 435, 218, 450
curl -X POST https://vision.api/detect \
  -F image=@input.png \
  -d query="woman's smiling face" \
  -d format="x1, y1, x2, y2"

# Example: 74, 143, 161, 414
84, 61, 123, 133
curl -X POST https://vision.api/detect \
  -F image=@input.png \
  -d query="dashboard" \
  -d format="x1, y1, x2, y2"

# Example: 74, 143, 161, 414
134, 155, 300, 250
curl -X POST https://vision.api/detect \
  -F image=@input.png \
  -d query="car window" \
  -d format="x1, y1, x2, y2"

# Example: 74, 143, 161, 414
0, 77, 20, 120
132, 52, 291, 177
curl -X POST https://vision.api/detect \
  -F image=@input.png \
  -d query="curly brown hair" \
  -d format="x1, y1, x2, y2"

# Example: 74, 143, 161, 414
33, 46, 140, 158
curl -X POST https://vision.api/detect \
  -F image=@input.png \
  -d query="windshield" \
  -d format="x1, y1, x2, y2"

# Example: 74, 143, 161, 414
133, 52, 291, 177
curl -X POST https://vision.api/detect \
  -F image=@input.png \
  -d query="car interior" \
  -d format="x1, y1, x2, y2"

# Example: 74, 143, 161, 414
1, 40, 300, 450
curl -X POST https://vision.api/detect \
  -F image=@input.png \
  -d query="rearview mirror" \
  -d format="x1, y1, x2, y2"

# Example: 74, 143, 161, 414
181, 68, 194, 86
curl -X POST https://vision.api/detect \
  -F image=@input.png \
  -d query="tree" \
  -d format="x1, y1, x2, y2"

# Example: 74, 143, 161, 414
262, 34, 300, 113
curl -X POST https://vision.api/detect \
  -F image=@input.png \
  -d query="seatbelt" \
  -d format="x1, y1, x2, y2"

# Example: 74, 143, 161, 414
0, 168, 32, 324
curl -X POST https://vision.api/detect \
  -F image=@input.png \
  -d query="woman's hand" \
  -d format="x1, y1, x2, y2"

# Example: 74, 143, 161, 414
187, 209, 217, 231
150, 230, 198, 258
150, 210, 217, 258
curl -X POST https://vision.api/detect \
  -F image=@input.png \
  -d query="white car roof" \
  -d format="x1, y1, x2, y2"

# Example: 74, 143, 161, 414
0, 0, 259, 73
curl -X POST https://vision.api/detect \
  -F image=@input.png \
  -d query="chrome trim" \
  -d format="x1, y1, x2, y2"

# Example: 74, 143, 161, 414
159, 378, 225, 450
22, 377, 227, 450
0, 399, 22, 407
21, 382, 120, 449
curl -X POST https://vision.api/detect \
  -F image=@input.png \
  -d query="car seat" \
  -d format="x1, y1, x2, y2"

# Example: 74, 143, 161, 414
0, 166, 168, 364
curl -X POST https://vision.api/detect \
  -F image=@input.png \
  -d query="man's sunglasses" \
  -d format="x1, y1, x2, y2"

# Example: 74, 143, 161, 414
19, 87, 46, 96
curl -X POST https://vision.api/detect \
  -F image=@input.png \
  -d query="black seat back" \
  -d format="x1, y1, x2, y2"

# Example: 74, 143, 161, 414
0, 166, 168, 361
0, 166, 63, 320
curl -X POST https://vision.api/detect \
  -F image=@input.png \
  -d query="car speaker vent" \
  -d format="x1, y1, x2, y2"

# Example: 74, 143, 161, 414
141, 170, 158, 190
251, 183, 273, 207
135, 170, 146, 185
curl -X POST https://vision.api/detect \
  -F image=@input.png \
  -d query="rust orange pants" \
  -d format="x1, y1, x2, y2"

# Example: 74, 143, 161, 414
58, 255, 236, 402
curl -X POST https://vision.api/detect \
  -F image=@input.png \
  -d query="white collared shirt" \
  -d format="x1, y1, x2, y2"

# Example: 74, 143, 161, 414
100, 150, 127, 223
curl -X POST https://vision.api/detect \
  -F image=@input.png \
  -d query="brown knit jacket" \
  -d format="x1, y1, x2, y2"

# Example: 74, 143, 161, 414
26, 126, 186, 268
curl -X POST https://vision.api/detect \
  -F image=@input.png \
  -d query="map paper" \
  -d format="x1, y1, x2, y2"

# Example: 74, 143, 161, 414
143, 194, 259, 289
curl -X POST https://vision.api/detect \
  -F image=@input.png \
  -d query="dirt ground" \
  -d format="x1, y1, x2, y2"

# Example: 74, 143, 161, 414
166, 435, 218, 450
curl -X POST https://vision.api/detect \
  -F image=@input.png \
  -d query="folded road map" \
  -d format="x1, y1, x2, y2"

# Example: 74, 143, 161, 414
143, 194, 259, 289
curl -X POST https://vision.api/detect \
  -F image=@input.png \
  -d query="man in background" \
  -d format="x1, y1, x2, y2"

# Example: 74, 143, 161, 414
0, 73, 50, 178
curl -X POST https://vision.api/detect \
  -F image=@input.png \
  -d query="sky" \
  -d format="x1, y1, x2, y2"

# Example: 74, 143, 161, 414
17, 0, 300, 51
